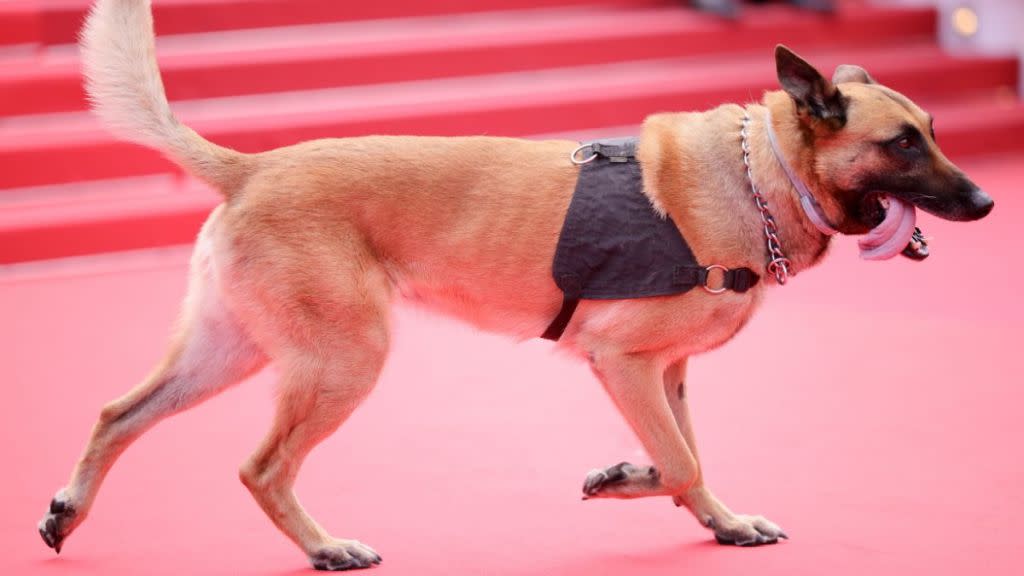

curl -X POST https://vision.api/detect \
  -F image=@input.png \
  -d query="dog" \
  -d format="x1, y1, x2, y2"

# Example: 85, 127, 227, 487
38, 0, 994, 570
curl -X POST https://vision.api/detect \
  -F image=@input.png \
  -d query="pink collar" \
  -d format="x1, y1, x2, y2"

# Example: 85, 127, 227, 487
763, 110, 839, 237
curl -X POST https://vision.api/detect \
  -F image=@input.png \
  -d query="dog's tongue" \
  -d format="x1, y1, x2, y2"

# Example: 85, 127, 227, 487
858, 196, 918, 261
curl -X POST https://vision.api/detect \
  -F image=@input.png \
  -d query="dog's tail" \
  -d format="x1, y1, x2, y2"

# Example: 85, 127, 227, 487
81, 0, 250, 194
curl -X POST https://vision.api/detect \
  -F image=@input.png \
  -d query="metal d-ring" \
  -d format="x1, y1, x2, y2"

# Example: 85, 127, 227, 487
702, 265, 729, 294
570, 143, 598, 165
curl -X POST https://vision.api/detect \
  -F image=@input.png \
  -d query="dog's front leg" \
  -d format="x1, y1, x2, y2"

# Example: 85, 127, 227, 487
664, 360, 788, 546
582, 352, 700, 499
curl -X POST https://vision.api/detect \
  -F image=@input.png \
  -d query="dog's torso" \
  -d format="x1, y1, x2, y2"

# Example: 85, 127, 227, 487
212, 103, 814, 361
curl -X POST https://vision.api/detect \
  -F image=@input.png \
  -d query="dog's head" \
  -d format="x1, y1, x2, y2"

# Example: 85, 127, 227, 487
771, 45, 993, 256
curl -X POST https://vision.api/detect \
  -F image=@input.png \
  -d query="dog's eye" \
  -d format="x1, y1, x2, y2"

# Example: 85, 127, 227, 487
896, 137, 913, 150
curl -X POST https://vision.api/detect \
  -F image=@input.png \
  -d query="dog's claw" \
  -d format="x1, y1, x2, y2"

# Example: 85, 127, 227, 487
582, 470, 612, 496
39, 517, 65, 554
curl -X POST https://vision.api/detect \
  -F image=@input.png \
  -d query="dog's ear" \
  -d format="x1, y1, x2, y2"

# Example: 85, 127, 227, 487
775, 45, 847, 127
833, 64, 876, 85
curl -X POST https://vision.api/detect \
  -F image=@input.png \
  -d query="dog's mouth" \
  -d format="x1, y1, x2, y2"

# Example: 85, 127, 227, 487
858, 193, 929, 261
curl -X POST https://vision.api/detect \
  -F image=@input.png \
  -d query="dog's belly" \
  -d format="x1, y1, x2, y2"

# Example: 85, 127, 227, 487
384, 262, 564, 340
387, 275, 763, 357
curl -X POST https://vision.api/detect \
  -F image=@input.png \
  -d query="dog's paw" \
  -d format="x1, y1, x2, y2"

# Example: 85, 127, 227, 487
582, 462, 659, 499
38, 491, 78, 554
706, 514, 788, 547
310, 540, 382, 571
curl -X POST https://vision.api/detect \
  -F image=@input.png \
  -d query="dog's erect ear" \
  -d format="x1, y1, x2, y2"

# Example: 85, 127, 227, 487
833, 64, 876, 85
775, 45, 847, 126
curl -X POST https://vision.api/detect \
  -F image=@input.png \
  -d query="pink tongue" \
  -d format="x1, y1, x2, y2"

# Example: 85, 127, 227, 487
858, 196, 917, 260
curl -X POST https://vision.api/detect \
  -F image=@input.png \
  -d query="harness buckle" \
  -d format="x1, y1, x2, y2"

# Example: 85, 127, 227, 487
570, 144, 598, 165
702, 265, 730, 295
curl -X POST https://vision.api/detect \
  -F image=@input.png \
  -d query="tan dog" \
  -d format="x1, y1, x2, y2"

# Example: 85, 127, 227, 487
39, 0, 994, 570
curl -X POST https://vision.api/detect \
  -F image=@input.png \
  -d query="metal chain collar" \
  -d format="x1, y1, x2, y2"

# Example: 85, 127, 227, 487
740, 113, 792, 285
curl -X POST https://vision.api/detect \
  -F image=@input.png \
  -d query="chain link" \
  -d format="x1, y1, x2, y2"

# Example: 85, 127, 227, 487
741, 114, 791, 285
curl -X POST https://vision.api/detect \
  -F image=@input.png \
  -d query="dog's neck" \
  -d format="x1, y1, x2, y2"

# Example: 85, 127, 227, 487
742, 98, 834, 279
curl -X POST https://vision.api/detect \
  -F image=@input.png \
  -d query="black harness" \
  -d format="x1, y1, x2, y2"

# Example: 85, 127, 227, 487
541, 138, 760, 341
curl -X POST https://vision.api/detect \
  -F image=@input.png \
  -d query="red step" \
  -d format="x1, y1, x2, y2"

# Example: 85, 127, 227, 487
0, 2, 40, 46
0, 0, 665, 47
2, 90, 1022, 265
0, 4, 936, 117
0, 175, 219, 263
0, 43, 1017, 190
538, 90, 1024, 159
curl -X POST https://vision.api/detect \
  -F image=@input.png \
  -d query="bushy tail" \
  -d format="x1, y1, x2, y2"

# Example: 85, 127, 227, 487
80, 0, 250, 194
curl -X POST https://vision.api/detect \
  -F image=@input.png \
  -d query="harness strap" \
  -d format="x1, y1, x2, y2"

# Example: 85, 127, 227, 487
542, 265, 759, 341
541, 296, 580, 341
588, 140, 637, 161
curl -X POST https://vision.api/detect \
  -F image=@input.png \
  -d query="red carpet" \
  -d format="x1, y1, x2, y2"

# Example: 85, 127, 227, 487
1, 154, 1022, 575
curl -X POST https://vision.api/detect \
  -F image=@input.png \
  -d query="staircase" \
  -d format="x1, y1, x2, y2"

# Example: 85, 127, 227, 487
1, 0, 1020, 263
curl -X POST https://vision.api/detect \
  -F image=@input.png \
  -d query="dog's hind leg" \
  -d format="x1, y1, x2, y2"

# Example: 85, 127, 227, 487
38, 212, 268, 554
236, 255, 390, 571
663, 359, 787, 546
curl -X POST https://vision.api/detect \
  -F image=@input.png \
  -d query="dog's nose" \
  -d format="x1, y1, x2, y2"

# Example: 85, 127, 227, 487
968, 190, 995, 220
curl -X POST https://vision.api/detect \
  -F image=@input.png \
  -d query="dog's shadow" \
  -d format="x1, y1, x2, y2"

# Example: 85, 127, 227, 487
509, 539, 725, 576
269, 540, 725, 575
